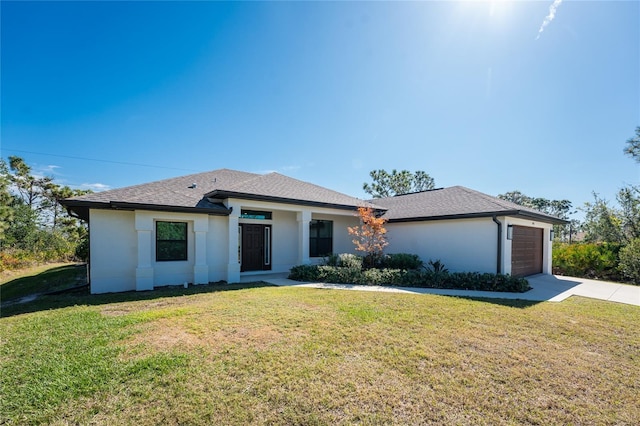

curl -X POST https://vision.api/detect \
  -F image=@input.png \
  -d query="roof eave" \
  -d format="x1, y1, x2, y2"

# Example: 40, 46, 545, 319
108, 201, 232, 216
207, 190, 378, 211
59, 199, 232, 218
386, 210, 568, 225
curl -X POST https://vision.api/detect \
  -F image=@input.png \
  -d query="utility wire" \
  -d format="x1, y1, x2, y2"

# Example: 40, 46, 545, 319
1, 148, 200, 172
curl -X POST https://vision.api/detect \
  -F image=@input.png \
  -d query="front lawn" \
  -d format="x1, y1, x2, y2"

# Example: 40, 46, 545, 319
1, 281, 638, 424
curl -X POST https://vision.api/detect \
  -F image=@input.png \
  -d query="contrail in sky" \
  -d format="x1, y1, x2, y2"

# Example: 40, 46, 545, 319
536, 0, 563, 40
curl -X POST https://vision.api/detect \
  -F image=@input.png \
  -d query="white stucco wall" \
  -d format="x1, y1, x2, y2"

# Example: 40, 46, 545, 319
271, 210, 299, 273
206, 215, 229, 283
89, 209, 226, 293
312, 212, 360, 258
386, 216, 554, 275
89, 209, 137, 293
385, 218, 500, 274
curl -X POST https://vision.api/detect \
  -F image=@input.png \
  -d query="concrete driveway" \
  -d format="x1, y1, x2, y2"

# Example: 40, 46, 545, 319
265, 274, 640, 306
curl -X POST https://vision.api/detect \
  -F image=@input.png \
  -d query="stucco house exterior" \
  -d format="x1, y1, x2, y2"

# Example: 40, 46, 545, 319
61, 169, 565, 294
375, 186, 564, 278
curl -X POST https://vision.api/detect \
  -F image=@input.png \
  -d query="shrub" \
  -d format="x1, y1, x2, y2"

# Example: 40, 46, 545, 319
324, 253, 340, 267
380, 253, 423, 270
338, 253, 364, 269
323, 253, 363, 269
0, 250, 36, 272
552, 242, 621, 280
288, 265, 530, 293
426, 259, 449, 274
362, 268, 404, 285
289, 265, 321, 282
317, 266, 363, 284
618, 238, 640, 284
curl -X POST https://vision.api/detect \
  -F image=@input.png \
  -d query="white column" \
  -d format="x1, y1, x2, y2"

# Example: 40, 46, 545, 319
227, 207, 241, 283
193, 216, 209, 284
501, 218, 512, 276
543, 226, 553, 275
297, 210, 311, 265
135, 212, 154, 291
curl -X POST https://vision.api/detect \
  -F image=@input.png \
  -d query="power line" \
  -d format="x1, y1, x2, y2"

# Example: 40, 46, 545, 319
1, 148, 200, 172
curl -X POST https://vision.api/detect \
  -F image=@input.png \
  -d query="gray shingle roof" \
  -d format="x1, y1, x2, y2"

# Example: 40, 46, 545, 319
207, 172, 381, 210
61, 169, 380, 216
374, 186, 566, 224
62, 170, 565, 224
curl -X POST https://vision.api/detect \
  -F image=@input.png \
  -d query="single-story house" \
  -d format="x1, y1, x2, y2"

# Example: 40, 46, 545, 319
61, 169, 566, 294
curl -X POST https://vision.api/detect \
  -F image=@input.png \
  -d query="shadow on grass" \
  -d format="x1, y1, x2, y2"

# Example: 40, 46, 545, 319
1, 264, 87, 302
1, 281, 276, 318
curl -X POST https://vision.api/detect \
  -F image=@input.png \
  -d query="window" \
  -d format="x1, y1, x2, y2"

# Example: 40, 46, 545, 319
264, 226, 271, 266
156, 221, 188, 261
310, 220, 333, 257
240, 210, 272, 220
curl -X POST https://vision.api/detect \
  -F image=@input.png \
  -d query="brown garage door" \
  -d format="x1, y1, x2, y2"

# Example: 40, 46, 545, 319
511, 226, 543, 277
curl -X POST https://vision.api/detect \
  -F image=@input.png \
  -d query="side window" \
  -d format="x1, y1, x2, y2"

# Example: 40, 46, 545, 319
156, 221, 188, 261
309, 220, 333, 257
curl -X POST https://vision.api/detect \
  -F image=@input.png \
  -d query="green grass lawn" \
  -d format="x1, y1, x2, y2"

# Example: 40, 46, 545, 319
1, 275, 639, 425
0, 263, 86, 302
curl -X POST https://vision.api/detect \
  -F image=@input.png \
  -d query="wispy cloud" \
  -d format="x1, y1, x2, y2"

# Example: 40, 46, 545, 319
536, 0, 563, 40
32, 164, 61, 179
80, 183, 111, 192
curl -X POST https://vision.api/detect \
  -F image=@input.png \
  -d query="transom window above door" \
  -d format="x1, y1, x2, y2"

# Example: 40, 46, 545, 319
240, 210, 272, 220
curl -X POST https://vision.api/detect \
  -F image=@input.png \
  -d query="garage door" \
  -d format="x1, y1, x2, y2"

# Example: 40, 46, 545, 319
511, 226, 543, 277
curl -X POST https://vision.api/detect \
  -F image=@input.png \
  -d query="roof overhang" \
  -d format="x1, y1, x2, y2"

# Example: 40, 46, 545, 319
59, 199, 232, 222
206, 190, 384, 212
385, 210, 569, 225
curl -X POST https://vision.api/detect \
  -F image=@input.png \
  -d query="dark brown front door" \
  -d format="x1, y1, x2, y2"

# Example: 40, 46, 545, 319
511, 226, 543, 277
241, 224, 271, 272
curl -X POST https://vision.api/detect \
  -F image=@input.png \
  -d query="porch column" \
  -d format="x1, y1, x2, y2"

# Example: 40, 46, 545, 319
193, 216, 209, 285
543, 227, 553, 275
227, 208, 241, 283
135, 213, 154, 291
297, 210, 311, 265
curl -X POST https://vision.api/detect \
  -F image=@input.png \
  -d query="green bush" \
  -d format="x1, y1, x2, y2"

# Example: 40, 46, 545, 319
288, 265, 530, 293
323, 253, 363, 269
380, 253, 423, 270
289, 265, 321, 282
618, 238, 640, 284
318, 266, 364, 284
552, 242, 621, 280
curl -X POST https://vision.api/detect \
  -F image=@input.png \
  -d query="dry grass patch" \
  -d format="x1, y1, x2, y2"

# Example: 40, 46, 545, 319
1, 286, 639, 425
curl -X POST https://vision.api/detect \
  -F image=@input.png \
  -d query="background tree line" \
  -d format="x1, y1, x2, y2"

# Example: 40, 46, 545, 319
0, 156, 91, 271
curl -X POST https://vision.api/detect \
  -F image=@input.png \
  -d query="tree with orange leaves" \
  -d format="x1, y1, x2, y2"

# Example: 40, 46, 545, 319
348, 206, 388, 268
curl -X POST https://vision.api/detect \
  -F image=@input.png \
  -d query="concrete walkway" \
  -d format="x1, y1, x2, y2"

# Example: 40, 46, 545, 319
264, 274, 640, 306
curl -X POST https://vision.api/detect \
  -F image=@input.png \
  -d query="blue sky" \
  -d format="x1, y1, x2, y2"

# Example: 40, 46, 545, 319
2, 1, 638, 216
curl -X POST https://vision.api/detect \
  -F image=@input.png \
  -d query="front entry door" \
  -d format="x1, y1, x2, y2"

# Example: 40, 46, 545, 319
241, 224, 271, 272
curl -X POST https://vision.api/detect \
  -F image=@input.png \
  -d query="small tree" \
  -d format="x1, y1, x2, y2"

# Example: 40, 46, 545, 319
348, 207, 389, 268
